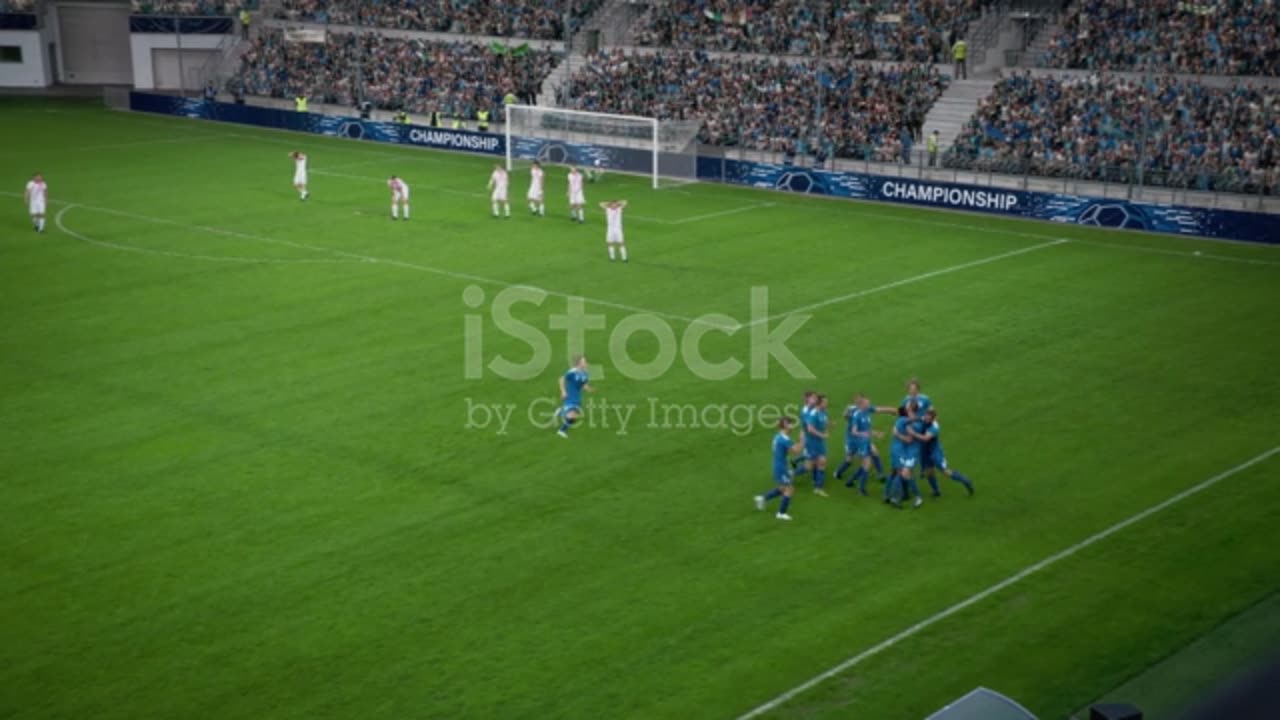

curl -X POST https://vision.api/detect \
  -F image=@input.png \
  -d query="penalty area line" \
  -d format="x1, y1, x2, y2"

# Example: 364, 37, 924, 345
734, 444, 1280, 720
744, 238, 1068, 328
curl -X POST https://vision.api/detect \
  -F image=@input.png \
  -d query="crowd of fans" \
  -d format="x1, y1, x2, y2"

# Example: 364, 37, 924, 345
563, 50, 949, 161
272, 0, 604, 40
232, 29, 556, 119
948, 72, 1279, 193
130, 0, 248, 15
0, 0, 36, 12
1041, 0, 1280, 77
632, 0, 980, 62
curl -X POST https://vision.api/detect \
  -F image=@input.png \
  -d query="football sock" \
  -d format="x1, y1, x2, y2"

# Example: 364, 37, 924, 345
558, 420, 571, 433
835, 460, 852, 480
885, 475, 901, 501
763, 488, 781, 502
951, 471, 973, 491
778, 496, 791, 514
608, 246, 616, 260
37, 218, 45, 231
872, 455, 884, 476
391, 205, 398, 219
538, 203, 545, 215
927, 474, 941, 496
492, 203, 499, 217
504, 204, 510, 217
404, 206, 410, 219
813, 469, 825, 489
619, 246, 627, 261
856, 468, 869, 493
905, 478, 921, 498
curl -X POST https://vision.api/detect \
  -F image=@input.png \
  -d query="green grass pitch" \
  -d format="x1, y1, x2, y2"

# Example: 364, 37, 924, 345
2, 97, 1279, 720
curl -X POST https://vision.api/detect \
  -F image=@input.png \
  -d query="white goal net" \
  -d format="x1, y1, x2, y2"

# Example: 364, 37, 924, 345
505, 105, 701, 189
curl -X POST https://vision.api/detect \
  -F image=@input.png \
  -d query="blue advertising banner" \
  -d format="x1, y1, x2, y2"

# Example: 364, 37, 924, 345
129, 16, 234, 34
698, 157, 1279, 245
129, 92, 505, 156
128, 92, 1275, 244
0, 13, 38, 30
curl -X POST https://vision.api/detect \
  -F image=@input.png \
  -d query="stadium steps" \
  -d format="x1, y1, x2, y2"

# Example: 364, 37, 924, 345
922, 78, 996, 149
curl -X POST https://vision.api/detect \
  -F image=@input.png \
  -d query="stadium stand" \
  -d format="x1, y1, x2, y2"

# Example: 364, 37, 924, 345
232, 29, 557, 117
947, 71, 1279, 194
1, 0, 37, 10
1040, 0, 1280, 76
271, 0, 605, 40
631, 0, 980, 62
130, 0, 246, 15
563, 49, 949, 160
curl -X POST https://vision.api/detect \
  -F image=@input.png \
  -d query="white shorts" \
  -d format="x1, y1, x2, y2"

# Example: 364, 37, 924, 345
29, 200, 45, 215
527, 188, 542, 202
393, 191, 409, 203
606, 230, 624, 244
491, 190, 508, 203
293, 170, 307, 186
569, 191, 585, 206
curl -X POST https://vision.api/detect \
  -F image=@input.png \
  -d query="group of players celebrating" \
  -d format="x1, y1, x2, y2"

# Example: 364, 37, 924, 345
289, 151, 629, 261
756, 380, 974, 521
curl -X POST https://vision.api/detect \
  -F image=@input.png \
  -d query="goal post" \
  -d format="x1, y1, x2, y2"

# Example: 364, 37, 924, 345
504, 105, 700, 189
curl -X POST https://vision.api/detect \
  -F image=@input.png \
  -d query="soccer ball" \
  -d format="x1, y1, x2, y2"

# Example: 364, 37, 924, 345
1077, 202, 1148, 230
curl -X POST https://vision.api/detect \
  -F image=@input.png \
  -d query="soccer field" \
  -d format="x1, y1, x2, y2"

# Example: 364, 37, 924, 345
2, 97, 1279, 720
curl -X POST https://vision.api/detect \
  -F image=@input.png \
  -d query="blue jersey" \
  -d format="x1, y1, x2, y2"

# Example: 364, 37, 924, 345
921, 419, 946, 467
772, 431, 795, 482
845, 405, 873, 454
891, 416, 919, 466
562, 367, 589, 408
806, 408, 828, 453
902, 393, 932, 416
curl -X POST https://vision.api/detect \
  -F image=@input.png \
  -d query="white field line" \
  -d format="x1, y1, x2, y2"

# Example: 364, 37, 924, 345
54, 205, 351, 266
4, 192, 729, 330
735, 445, 1280, 720
745, 239, 1069, 328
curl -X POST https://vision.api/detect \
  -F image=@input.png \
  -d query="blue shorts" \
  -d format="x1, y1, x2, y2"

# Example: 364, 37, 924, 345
560, 402, 581, 417
923, 451, 947, 470
892, 453, 917, 470
774, 469, 794, 486
806, 440, 827, 459
845, 438, 871, 458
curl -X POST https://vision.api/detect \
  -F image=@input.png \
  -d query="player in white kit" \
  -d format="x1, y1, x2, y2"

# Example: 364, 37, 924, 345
598, 200, 628, 262
289, 151, 309, 200
567, 166, 585, 224
24, 173, 47, 233
527, 161, 545, 216
488, 164, 510, 219
388, 175, 410, 220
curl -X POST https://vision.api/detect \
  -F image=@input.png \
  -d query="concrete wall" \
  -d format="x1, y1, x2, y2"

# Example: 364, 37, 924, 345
0, 28, 53, 87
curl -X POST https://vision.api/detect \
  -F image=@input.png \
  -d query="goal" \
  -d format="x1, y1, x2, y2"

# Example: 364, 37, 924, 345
504, 105, 701, 189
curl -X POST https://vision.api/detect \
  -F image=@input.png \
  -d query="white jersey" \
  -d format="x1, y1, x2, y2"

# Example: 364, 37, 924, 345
528, 166, 544, 200
605, 205, 624, 244
489, 169, 509, 202
293, 154, 308, 184
25, 180, 46, 214
389, 178, 409, 201
568, 172, 585, 205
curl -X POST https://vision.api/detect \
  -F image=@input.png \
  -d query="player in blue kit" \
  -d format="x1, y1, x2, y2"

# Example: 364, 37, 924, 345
917, 408, 974, 496
902, 379, 932, 416
804, 394, 830, 496
886, 405, 925, 508
755, 417, 804, 521
791, 391, 817, 476
835, 394, 892, 495
555, 355, 593, 438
